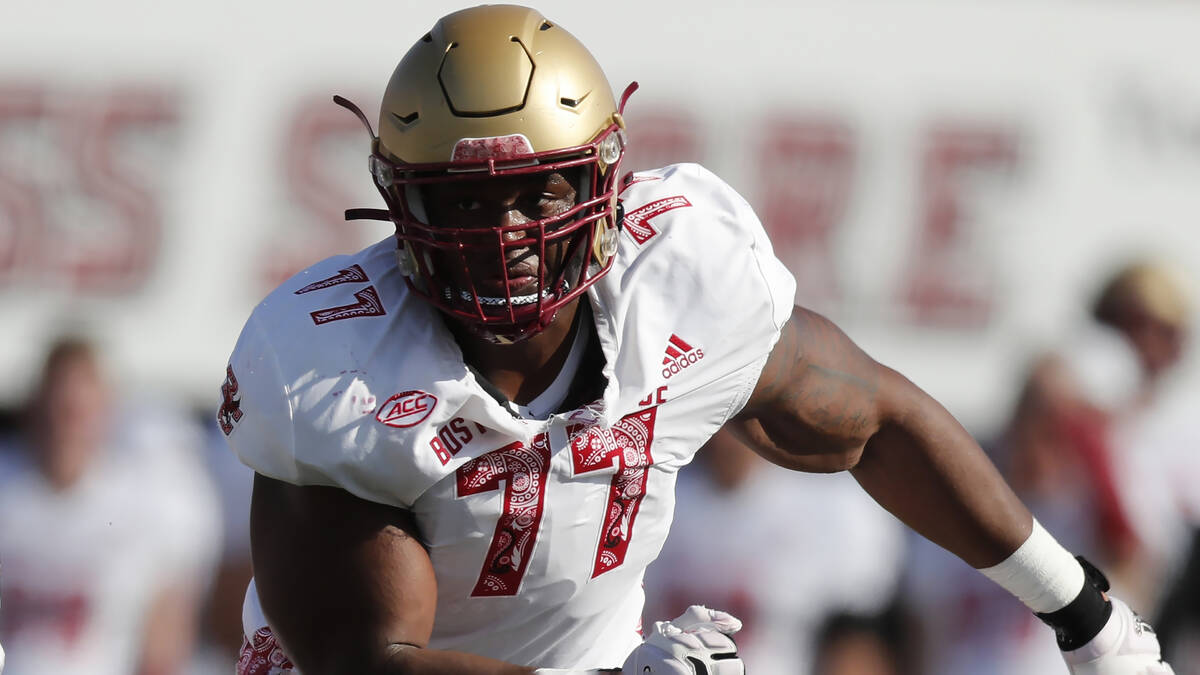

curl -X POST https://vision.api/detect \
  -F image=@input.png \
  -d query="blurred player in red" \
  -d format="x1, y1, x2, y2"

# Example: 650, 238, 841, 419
904, 344, 1133, 675
222, 5, 1173, 674
904, 261, 1196, 674
1089, 262, 1200, 670
0, 337, 220, 674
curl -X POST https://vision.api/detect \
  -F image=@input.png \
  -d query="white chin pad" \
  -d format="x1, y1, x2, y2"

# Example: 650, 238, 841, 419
445, 284, 560, 307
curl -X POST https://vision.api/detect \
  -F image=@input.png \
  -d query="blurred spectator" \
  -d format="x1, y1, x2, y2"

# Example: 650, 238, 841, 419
903, 258, 1199, 674
812, 610, 906, 675
0, 336, 221, 675
902, 342, 1137, 675
187, 424, 255, 674
1091, 261, 1189, 395
642, 429, 905, 675
1089, 261, 1200, 671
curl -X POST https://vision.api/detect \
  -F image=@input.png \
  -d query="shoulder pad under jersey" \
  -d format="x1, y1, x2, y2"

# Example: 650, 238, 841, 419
219, 239, 535, 508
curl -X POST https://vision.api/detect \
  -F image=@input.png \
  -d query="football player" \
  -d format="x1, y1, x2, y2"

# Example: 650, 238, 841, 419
0, 338, 220, 674
222, 5, 1173, 674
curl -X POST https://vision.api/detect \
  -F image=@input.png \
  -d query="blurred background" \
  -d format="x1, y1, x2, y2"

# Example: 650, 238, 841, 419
2, 0, 1199, 673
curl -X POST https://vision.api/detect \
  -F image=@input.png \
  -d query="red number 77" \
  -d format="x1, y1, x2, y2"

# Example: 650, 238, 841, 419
456, 409, 657, 597
292, 264, 387, 325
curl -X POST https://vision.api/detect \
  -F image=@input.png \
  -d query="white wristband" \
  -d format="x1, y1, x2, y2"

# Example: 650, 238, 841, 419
978, 519, 1086, 613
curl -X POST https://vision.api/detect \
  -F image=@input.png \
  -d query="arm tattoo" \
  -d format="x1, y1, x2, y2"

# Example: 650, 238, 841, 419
748, 306, 882, 447
807, 363, 877, 392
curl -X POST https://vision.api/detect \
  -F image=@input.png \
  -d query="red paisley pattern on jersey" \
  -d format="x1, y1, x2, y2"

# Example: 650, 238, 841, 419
457, 433, 552, 597
236, 627, 295, 675
569, 407, 658, 577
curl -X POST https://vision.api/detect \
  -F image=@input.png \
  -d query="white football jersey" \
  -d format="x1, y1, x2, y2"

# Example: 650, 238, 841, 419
223, 163, 796, 669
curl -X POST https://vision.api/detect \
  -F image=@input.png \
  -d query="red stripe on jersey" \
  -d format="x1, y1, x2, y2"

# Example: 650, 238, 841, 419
668, 334, 693, 351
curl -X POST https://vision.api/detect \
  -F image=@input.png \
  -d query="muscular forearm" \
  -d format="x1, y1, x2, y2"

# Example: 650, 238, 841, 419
363, 647, 619, 675
739, 308, 1171, 670
850, 366, 1032, 568
267, 610, 538, 675
365, 645, 535, 675
380, 652, 617, 675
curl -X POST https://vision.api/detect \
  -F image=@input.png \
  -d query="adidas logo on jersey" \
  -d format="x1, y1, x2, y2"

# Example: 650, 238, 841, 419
661, 334, 704, 379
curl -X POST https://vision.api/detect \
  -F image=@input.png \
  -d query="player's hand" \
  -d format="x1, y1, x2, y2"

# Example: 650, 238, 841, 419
1063, 597, 1174, 675
622, 605, 744, 675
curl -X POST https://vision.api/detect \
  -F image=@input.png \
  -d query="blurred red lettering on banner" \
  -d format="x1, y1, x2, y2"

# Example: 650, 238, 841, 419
0, 87, 47, 281
262, 95, 381, 288
621, 108, 702, 174
0, 84, 178, 292
901, 125, 1019, 327
755, 117, 855, 310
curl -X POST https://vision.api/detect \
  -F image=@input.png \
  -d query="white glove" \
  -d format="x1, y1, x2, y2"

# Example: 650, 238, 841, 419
1063, 597, 1175, 675
622, 605, 744, 675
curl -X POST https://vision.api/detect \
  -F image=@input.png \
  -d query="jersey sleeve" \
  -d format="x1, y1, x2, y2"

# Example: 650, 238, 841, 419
608, 164, 796, 429
217, 248, 466, 510
220, 310, 311, 486
693, 165, 795, 423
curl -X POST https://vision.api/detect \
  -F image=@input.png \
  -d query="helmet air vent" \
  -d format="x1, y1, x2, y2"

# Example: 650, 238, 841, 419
540, 21, 552, 31
422, 33, 433, 43
437, 31, 533, 116
391, 111, 419, 126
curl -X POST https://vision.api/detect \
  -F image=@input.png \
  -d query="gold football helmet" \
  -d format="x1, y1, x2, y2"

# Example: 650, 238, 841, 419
339, 5, 635, 343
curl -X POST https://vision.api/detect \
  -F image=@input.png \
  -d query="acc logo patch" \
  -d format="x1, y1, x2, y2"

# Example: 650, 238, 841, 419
376, 390, 438, 428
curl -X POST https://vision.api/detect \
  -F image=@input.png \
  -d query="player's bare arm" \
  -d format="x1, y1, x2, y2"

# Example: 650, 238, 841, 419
730, 305, 1031, 567
732, 307, 1176, 673
250, 473, 535, 675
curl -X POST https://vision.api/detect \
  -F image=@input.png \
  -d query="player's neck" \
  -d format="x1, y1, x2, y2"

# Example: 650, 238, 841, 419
452, 299, 588, 407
